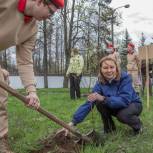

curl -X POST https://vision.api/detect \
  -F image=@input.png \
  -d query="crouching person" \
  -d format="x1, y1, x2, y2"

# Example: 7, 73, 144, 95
64, 57, 143, 135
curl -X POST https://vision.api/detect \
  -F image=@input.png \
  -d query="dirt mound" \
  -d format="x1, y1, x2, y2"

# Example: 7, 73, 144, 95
29, 130, 104, 153
29, 131, 81, 153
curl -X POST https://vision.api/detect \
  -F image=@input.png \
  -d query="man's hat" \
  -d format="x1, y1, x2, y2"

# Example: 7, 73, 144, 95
44, 0, 64, 8
106, 43, 114, 53
107, 43, 113, 49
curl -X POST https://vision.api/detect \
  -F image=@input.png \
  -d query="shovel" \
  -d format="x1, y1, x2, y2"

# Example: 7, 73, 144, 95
0, 80, 93, 144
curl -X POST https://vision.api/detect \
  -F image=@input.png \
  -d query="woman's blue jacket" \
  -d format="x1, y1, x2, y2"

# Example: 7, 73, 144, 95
72, 71, 141, 125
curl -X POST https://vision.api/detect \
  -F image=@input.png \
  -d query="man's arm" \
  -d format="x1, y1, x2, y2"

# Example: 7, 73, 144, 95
76, 55, 84, 76
16, 34, 40, 109
135, 53, 141, 71
66, 58, 72, 77
16, 34, 36, 93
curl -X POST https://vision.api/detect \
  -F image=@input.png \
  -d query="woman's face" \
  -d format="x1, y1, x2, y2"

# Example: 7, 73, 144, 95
101, 60, 117, 80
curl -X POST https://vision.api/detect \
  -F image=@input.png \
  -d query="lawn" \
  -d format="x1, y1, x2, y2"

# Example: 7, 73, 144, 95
8, 88, 153, 153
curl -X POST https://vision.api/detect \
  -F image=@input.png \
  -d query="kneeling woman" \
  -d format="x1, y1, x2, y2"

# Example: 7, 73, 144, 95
68, 57, 143, 134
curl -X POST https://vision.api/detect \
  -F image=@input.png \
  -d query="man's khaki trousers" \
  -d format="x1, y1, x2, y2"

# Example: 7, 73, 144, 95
0, 66, 8, 138
128, 70, 140, 93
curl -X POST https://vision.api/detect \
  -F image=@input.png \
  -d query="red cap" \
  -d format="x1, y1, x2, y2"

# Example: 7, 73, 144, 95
128, 42, 135, 49
49, 0, 64, 8
107, 43, 113, 49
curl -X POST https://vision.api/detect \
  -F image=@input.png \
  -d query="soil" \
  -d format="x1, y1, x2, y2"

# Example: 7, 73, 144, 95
29, 131, 82, 153
29, 130, 104, 153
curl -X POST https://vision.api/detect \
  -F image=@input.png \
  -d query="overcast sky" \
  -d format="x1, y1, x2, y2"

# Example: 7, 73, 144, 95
110, 0, 153, 45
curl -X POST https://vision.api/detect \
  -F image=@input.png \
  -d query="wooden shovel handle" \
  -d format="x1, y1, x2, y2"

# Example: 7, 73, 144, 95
0, 81, 89, 140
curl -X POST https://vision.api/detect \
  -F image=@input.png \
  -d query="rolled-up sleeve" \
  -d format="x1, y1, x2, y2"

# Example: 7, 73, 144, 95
16, 34, 36, 93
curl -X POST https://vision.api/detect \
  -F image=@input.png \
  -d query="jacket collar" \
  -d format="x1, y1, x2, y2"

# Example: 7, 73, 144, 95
18, 0, 33, 23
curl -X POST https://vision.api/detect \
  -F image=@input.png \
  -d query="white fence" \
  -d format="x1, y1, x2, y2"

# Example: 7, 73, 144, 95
9, 76, 97, 89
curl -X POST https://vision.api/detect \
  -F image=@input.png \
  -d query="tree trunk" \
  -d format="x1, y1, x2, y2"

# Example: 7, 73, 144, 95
63, 0, 76, 88
43, 20, 48, 88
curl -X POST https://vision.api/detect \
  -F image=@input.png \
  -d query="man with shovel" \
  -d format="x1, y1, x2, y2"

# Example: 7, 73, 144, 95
0, 0, 64, 152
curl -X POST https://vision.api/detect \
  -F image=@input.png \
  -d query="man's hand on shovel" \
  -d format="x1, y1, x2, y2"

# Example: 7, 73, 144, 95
26, 92, 40, 109
0, 80, 91, 144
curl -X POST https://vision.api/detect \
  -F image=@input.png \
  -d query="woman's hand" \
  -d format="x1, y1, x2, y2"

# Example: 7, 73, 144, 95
87, 92, 105, 102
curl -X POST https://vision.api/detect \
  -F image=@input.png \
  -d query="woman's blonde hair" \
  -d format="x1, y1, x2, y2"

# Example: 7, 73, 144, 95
98, 56, 121, 84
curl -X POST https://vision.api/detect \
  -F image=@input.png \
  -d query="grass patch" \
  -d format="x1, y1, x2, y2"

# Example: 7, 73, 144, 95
8, 88, 153, 153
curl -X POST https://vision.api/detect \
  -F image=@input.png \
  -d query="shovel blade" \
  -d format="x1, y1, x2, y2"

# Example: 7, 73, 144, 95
76, 130, 105, 146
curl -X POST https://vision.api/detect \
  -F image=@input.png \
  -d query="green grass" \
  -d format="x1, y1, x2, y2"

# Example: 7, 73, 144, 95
8, 88, 153, 153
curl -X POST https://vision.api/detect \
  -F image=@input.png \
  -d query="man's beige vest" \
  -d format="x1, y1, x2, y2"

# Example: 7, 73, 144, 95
127, 53, 139, 71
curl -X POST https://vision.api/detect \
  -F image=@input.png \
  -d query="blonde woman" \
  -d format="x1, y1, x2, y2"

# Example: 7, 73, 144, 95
65, 57, 143, 135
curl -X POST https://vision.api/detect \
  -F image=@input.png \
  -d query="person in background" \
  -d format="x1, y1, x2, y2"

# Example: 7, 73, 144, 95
66, 48, 84, 100
0, 0, 64, 152
141, 60, 153, 96
64, 57, 143, 135
127, 42, 141, 94
107, 43, 121, 66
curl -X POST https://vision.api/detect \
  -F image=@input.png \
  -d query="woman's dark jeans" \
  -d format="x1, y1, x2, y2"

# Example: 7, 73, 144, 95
96, 102, 143, 133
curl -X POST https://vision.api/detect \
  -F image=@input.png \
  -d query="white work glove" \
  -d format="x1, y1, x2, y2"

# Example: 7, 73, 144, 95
26, 92, 40, 109
57, 122, 75, 136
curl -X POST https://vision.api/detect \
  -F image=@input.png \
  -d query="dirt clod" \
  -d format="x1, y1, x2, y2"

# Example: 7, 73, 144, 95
29, 131, 81, 153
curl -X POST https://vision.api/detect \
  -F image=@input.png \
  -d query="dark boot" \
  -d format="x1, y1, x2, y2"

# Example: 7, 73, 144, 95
133, 122, 143, 135
103, 118, 116, 133
0, 135, 13, 153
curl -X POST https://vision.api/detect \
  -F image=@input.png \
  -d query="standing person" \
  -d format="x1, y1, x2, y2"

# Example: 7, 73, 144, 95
63, 57, 143, 135
66, 48, 84, 100
127, 42, 141, 94
0, 0, 64, 152
107, 43, 121, 66
141, 60, 153, 96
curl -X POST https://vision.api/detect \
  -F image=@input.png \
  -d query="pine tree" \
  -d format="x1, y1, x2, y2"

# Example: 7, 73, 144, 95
120, 29, 131, 70
140, 32, 145, 46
